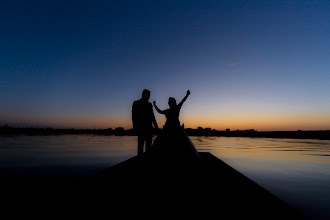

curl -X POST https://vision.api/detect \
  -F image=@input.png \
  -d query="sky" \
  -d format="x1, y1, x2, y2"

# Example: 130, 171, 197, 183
1, 0, 329, 131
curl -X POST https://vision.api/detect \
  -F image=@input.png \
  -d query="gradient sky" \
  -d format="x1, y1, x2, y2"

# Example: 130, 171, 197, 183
1, 0, 329, 131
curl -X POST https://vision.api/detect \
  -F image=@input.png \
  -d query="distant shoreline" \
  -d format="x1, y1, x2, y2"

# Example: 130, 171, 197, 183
1, 125, 330, 140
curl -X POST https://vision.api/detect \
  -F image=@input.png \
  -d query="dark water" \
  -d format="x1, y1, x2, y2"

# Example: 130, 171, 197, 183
193, 136, 330, 220
0, 135, 329, 219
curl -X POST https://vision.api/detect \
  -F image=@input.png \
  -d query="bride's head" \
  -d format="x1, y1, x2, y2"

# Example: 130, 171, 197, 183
168, 97, 176, 108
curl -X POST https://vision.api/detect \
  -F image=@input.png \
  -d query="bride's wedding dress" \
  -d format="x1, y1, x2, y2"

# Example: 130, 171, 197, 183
152, 103, 200, 161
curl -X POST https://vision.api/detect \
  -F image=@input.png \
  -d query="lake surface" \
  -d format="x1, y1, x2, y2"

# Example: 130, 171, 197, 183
0, 135, 329, 220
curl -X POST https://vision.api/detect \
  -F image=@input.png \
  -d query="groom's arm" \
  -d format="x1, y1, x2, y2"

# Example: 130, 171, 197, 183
150, 103, 159, 130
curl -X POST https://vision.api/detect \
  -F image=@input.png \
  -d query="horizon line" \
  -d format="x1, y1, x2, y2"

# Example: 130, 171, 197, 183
1, 124, 329, 132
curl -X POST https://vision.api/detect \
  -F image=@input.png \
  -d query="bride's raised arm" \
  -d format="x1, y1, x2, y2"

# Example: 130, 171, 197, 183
153, 101, 165, 114
178, 90, 190, 108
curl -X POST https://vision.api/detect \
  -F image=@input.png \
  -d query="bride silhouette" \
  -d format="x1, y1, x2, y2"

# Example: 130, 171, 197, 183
152, 90, 200, 161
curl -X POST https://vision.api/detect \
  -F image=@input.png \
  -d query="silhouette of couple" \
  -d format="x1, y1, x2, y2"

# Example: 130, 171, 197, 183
132, 89, 199, 160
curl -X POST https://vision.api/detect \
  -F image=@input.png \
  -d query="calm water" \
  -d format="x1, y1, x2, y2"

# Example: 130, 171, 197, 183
0, 135, 329, 220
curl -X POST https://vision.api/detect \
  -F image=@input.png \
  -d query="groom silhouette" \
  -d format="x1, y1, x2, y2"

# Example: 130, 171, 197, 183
132, 89, 159, 155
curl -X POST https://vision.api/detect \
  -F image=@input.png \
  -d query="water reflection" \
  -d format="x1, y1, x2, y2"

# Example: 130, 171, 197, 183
191, 137, 330, 220
0, 135, 138, 180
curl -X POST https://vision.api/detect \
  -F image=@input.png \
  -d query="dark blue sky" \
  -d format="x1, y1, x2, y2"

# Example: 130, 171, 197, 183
1, 0, 329, 130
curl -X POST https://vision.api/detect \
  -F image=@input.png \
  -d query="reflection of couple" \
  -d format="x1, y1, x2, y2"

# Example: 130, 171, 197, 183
132, 89, 199, 160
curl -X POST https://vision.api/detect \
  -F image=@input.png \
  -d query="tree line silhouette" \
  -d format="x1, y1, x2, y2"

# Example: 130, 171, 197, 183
1, 124, 330, 140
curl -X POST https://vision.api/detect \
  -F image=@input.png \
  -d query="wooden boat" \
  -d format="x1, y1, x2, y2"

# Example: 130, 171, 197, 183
88, 150, 308, 219
3, 145, 308, 219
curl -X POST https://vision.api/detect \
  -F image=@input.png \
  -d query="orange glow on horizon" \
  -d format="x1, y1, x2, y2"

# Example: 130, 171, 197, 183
180, 111, 330, 131
56, 113, 330, 131
6, 110, 330, 131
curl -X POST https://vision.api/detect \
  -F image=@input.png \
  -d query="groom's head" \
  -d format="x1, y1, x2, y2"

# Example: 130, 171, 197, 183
142, 89, 151, 101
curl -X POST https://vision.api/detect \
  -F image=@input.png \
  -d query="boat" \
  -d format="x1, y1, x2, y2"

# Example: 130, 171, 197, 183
88, 149, 307, 219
